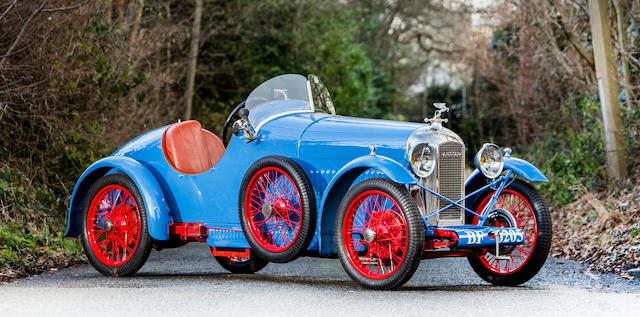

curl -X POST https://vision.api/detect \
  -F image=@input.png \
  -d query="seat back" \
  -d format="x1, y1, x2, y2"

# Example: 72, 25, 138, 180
161, 120, 225, 175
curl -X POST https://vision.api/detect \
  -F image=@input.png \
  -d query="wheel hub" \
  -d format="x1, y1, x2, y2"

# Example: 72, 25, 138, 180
272, 197, 289, 217
103, 219, 114, 232
366, 209, 404, 258
262, 203, 272, 218
363, 228, 376, 243
485, 208, 517, 255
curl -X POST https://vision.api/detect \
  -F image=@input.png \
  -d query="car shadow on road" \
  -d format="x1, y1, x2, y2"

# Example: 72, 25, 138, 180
134, 271, 540, 292
399, 285, 539, 292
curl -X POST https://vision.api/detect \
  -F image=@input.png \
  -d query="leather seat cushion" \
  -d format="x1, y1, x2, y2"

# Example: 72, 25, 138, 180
162, 120, 225, 174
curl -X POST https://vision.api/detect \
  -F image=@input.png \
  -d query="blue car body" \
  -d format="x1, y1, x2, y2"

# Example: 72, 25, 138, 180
65, 110, 546, 257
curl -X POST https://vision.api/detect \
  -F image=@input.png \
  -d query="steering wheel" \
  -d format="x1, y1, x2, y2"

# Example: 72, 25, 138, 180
222, 101, 246, 147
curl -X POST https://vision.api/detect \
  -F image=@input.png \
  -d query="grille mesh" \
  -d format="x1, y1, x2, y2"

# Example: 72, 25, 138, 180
438, 141, 464, 221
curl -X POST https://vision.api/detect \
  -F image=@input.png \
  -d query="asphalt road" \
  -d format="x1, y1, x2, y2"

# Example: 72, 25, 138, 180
1, 243, 639, 316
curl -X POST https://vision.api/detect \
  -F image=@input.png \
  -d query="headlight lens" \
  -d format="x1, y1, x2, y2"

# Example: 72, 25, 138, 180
474, 143, 504, 179
409, 143, 436, 178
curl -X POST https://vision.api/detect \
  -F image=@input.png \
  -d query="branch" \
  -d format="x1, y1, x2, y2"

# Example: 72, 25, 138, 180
553, 3, 595, 71
0, 0, 17, 21
415, 34, 460, 54
0, 1, 48, 67
42, 0, 89, 13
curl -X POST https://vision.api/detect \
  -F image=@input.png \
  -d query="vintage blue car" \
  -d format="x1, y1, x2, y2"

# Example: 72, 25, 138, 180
64, 74, 551, 289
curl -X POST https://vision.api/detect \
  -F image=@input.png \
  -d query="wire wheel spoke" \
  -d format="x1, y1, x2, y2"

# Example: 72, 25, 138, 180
246, 167, 302, 252
86, 184, 141, 266
343, 190, 408, 279
475, 189, 538, 275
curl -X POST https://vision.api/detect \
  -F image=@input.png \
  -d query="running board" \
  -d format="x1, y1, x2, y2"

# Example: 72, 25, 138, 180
211, 247, 250, 258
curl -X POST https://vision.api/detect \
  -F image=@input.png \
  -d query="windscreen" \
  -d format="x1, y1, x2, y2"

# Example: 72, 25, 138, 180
308, 74, 336, 115
245, 74, 311, 128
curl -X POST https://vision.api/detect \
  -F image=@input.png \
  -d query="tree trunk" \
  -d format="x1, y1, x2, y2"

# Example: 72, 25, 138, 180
612, 0, 634, 109
104, 0, 112, 24
588, 0, 628, 179
116, 0, 126, 29
165, 3, 172, 100
184, 0, 203, 120
129, 0, 143, 44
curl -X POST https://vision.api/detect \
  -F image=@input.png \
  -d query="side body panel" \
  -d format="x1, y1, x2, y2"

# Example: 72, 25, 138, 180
66, 111, 423, 255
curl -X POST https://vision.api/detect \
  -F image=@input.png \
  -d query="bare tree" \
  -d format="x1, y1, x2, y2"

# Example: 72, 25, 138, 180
184, 0, 203, 120
589, 0, 628, 179
129, 0, 143, 43
613, 0, 635, 109
105, 0, 113, 23
116, 0, 126, 29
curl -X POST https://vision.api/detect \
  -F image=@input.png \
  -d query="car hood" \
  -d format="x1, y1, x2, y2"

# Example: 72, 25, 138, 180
299, 116, 423, 161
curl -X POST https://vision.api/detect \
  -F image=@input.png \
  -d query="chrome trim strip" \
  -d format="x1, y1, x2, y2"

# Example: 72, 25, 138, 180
306, 79, 315, 111
253, 109, 315, 133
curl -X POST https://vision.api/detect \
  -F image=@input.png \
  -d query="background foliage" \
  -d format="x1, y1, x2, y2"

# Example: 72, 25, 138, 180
1, 0, 639, 277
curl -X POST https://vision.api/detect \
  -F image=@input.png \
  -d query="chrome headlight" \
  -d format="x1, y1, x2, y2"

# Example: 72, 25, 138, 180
409, 143, 436, 178
474, 143, 504, 179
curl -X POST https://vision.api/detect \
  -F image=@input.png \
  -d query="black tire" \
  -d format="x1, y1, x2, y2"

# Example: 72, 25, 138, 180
467, 179, 552, 286
238, 156, 316, 263
215, 255, 269, 274
335, 178, 424, 290
81, 173, 153, 276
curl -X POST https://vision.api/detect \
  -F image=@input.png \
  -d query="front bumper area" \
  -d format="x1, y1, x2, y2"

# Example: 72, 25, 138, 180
425, 225, 525, 250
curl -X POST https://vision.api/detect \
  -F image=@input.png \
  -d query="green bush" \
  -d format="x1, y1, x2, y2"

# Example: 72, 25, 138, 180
0, 165, 83, 275
522, 97, 607, 206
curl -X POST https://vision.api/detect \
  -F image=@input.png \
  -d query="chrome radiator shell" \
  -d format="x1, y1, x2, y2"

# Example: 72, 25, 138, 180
436, 141, 465, 226
408, 126, 465, 226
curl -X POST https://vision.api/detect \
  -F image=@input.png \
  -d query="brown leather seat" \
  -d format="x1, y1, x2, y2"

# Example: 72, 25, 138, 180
162, 120, 225, 175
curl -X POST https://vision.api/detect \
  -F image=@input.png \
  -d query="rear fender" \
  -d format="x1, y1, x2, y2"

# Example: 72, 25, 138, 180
318, 155, 416, 256
64, 156, 171, 240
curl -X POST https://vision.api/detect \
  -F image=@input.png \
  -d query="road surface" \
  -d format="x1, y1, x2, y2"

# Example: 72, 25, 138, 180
1, 243, 638, 316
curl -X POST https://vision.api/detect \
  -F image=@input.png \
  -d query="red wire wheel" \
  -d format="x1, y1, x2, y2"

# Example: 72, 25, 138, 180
342, 190, 408, 280
86, 184, 141, 266
239, 156, 316, 263
336, 178, 423, 290
473, 189, 537, 274
81, 174, 153, 276
245, 167, 302, 252
467, 179, 552, 286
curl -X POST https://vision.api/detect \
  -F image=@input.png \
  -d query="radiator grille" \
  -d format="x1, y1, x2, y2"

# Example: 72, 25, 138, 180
438, 141, 464, 224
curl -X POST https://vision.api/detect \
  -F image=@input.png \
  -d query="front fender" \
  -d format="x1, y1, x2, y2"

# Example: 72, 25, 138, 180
317, 155, 415, 256
64, 156, 171, 240
332, 154, 416, 188
466, 156, 549, 187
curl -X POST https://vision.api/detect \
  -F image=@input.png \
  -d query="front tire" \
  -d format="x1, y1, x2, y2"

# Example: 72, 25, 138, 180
335, 178, 424, 290
81, 173, 153, 276
467, 179, 552, 286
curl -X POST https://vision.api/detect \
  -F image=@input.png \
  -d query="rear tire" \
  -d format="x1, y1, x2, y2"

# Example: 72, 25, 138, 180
81, 173, 153, 276
239, 156, 316, 263
335, 178, 424, 290
467, 179, 551, 286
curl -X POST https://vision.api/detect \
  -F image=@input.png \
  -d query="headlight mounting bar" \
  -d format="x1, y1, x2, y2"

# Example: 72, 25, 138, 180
417, 170, 515, 228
